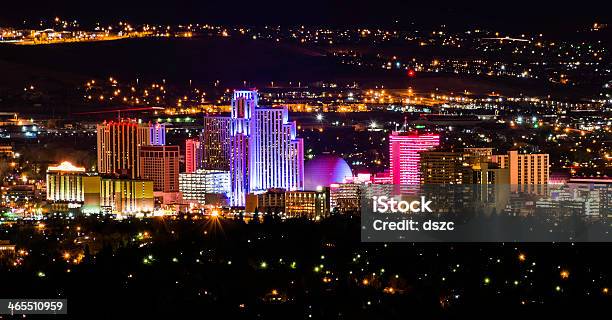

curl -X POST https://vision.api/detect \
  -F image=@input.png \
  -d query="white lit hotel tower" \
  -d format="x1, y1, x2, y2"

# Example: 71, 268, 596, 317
226, 90, 304, 206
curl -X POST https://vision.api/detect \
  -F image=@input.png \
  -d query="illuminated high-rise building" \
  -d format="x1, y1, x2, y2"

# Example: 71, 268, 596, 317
330, 183, 361, 214
185, 138, 202, 173
46, 161, 100, 214
203, 90, 304, 206
46, 161, 87, 203
420, 151, 466, 184
491, 150, 549, 185
97, 119, 152, 179
227, 90, 255, 206
138, 145, 180, 193
389, 132, 440, 185
202, 117, 231, 170
179, 169, 230, 205
248, 105, 304, 194
149, 123, 166, 146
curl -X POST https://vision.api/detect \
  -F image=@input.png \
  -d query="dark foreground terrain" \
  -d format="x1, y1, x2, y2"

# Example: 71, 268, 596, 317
1, 215, 611, 318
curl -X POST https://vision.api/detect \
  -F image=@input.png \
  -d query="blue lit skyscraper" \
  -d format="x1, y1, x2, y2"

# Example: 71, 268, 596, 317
149, 123, 166, 146
228, 90, 256, 206
249, 106, 304, 193
205, 90, 304, 207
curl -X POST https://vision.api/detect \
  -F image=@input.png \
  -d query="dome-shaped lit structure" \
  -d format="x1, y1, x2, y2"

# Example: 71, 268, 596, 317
304, 155, 352, 190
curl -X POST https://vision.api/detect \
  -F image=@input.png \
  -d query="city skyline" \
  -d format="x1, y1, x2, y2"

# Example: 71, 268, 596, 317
0, 5, 611, 317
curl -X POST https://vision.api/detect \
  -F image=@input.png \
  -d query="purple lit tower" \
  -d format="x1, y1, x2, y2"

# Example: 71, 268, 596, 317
228, 90, 255, 207
149, 123, 166, 146
248, 100, 304, 193
209, 90, 304, 207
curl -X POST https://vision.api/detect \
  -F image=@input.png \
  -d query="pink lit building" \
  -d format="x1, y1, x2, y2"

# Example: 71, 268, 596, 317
389, 132, 440, 185
185, 138, 201, 173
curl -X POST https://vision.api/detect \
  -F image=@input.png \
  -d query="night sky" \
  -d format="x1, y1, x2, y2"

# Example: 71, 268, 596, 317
0, 0, 610, 31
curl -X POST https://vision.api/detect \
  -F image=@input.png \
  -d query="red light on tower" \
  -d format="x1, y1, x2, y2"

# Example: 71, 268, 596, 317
407, 69, 416, 77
